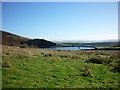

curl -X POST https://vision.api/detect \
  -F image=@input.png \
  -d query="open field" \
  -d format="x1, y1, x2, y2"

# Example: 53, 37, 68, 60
2, 45, 120, 88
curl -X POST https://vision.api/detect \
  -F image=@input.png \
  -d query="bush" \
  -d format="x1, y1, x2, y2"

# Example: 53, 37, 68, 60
48, 54, 52, 56
41, 52, 44, 55
57, 50, 61, 52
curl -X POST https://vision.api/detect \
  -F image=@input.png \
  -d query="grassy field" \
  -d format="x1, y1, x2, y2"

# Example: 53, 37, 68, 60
2, 45, 120, 88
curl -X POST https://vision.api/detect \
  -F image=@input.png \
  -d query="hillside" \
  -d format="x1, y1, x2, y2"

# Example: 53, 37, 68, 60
1, 30, 31, 46
21, 39, 56, 48
1, 30, 56, 48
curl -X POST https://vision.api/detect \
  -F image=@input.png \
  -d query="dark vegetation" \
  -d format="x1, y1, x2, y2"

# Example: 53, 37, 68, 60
114, 44, 120, 47
21, 39, 56, 48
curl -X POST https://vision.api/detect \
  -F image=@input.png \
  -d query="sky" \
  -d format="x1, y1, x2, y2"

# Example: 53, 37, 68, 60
2, 2, 118, 41
2, 0, 120, 2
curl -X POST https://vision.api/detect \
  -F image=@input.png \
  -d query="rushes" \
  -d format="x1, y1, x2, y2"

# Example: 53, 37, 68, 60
86, 55, 113, 64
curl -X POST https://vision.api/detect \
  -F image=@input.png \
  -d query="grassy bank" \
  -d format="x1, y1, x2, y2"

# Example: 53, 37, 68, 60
2, 45, 120, 88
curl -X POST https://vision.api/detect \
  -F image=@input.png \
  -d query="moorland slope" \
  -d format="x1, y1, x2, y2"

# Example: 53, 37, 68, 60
1, 30, 56, 48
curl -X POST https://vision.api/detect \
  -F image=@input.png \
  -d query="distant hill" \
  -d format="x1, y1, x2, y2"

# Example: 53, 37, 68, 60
54, 39, 118, 43
1, 30, 56, 48
63, 42, 119, 47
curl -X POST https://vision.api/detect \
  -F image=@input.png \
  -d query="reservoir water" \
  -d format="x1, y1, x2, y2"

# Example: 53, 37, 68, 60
41, 46, 95, 50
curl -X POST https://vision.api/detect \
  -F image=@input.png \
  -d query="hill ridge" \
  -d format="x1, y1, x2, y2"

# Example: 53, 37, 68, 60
1, 30, 56, 48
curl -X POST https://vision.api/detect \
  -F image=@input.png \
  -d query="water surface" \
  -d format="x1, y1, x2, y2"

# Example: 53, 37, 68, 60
41, 46, 95, 50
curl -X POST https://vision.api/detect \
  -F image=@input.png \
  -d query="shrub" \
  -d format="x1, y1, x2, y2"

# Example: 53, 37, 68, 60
5, 53, 9, 55
60, 55, 63, 58
44, 54, 48, 57
57, 50, 60, 52
41, 52, 44, 55
48, 54, 52, 56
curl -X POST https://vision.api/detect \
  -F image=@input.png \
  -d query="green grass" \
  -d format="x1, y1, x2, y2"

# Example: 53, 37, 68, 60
2, 45, 120, 88
2, 54, 119, 88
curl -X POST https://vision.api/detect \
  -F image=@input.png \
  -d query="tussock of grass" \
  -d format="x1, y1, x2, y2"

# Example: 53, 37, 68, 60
86, 56, 112, 64
82, 64, 92, 77
2, 60, 11, 68
87, 57, 104, 64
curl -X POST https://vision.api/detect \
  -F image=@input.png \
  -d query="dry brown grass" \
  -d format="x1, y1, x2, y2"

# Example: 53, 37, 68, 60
2, 45, 119, 61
